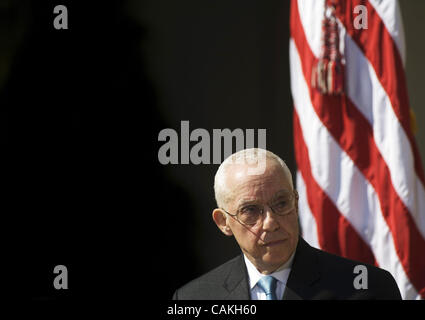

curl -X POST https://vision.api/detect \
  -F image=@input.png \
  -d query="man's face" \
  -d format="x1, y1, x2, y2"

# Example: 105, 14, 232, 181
224, 162, 299, 274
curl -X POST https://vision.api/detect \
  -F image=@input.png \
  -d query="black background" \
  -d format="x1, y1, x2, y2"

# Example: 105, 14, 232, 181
0, 0, 294, 304
2, 0, 199, 303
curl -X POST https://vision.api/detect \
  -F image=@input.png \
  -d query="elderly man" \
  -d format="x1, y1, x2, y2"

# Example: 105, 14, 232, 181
173, 148, 401, 300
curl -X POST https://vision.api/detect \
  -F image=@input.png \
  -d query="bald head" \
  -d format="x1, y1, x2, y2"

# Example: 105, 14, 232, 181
214, 148, 293, 209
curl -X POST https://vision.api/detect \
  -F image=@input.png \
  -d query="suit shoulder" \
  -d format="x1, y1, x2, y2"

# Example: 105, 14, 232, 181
173, 255, 241, 300
310, 246, 401, 299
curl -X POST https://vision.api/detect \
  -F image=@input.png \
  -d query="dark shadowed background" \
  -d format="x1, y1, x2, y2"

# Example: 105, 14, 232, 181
1, 0, 423, 305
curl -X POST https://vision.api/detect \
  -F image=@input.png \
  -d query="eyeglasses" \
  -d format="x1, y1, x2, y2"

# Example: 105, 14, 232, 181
222, 190, 298, 227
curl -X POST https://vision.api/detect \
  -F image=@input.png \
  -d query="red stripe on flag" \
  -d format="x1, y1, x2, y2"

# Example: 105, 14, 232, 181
291, 0, 425, 298
336, 0, 425, 186
294, 109, 377, 265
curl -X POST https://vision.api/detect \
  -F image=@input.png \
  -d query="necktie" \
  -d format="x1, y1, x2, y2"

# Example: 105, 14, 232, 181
257, 275, 278, 300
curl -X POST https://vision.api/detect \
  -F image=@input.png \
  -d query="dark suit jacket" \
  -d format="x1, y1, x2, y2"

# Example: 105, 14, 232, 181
173, 238, 402, 300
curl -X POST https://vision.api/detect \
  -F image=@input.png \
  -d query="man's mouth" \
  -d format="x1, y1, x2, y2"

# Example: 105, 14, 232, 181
261, 239, 287, 246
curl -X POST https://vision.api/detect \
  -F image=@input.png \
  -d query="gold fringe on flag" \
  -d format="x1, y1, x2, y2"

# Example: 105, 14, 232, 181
311, 0, 345, 95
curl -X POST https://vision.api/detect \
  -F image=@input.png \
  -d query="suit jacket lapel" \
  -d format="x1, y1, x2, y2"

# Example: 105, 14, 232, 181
283, 237, 321, 300
222, 254, 251, 300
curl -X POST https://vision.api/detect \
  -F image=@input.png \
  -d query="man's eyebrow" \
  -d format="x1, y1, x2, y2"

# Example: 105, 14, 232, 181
269, 190, 292, 201
237, 199, 259, 207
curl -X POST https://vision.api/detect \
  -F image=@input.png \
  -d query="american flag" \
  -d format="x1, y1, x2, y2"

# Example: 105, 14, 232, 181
290, 0, 425, 299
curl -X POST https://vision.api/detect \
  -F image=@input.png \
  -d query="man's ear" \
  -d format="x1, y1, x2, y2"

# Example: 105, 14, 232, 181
212, 208, 233, 236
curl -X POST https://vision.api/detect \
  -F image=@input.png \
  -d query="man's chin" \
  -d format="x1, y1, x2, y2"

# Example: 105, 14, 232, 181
262, 241, 294, 263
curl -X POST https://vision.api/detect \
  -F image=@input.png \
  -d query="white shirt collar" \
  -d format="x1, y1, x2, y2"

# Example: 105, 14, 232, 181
243, 251, 296, 290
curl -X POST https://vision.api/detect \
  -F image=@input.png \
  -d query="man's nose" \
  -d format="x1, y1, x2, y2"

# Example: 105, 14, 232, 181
261, 206, 280, 231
